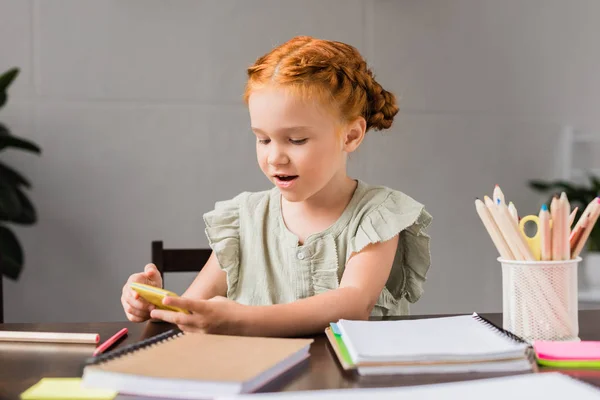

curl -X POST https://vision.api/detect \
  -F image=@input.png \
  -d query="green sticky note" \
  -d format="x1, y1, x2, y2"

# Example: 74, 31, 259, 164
20, 378, 116, 400
331, 328, 354, 367
536, 357, 600, 369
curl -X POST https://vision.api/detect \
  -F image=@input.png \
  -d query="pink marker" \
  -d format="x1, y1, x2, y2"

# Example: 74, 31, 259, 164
93, 328, 128, 356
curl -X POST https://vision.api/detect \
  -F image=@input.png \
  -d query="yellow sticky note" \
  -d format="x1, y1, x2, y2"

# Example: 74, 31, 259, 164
20, 378, 116, 400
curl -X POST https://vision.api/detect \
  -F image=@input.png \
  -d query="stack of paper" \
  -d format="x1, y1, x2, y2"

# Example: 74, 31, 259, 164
326, 314, 533, 375
216, 372, 600, 400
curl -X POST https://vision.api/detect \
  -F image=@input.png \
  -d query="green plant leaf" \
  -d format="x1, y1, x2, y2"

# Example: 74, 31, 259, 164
588, 224, 600, 253
0, 161, 31, 188
0, 182, 22, 220
0, 183, 36, 224
0, 68, 19, 93
529, 180, 551, 191
0, 257, 22, 280
529, 179, 597, 203
0, 134, 41, 154
11, 188, 36, 225
0, 68, 19, 109
0, 224, 23, 279
589, 174, 600, 195
532, 180, 575, 192
549, 181, 579, 193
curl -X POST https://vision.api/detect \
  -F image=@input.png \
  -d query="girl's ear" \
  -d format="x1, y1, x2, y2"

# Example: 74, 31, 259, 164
343, 117, 366, 153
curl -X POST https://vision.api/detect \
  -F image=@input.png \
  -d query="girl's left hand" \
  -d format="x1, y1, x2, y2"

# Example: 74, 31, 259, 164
150, 296, 247, 335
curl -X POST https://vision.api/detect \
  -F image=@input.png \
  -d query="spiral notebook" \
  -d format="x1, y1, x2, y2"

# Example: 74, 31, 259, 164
326, 313, 534, 375
81, 329, 313, 399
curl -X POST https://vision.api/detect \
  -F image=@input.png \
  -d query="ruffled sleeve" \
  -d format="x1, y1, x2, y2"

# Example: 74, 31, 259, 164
202, 194, 243, 298
348, 191, 432, 308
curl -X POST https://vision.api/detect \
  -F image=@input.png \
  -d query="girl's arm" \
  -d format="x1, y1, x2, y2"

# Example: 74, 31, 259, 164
181, 252, 228, 300
239, 235, 399, 337
155, 236, 399, 337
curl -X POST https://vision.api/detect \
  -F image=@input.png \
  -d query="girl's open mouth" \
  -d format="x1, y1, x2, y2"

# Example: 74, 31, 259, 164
274, 175, 299, 188
275, 175, 298, 181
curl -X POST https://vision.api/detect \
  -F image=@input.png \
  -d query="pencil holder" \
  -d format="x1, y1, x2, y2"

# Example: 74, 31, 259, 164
499, 257, 581, 342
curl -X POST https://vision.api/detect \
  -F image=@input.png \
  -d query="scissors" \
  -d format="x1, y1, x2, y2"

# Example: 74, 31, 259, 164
518, 215, 550, 261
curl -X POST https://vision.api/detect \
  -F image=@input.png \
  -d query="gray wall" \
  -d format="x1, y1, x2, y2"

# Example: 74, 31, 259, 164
2, 0, 600, 322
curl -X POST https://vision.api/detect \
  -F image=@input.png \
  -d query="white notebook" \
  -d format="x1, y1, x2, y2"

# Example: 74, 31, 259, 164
336, 313, 529, 364
216, 372, 600, 400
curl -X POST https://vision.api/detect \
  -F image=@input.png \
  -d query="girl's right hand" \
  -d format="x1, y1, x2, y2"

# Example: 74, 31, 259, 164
121, 263, 163, 322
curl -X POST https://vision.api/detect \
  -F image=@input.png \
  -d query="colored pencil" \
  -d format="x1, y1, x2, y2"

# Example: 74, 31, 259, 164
475, 198, 515, 260
540, 204, 552, 261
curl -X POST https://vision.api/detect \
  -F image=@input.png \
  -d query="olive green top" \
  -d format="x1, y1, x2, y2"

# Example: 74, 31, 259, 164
203, 180, 432, 316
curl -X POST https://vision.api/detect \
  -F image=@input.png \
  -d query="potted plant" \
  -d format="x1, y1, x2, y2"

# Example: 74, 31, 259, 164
529, 174, 600, 287
0, 67, 41, 281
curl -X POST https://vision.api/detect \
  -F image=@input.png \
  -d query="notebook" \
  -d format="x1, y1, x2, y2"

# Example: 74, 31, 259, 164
326, 313, 533, 375
81, 329, 313, 399
20, 378, 116, 400
215, 372, 600, 399
534, 340, 600, 368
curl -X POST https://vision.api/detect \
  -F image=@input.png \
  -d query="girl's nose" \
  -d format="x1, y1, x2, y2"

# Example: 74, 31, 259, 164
267, 144, 289, 166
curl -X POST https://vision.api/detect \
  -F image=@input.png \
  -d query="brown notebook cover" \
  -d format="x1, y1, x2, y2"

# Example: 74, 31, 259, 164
82, 329, 313, 398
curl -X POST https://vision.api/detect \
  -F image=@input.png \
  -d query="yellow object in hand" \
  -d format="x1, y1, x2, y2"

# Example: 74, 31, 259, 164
130, 282, 190, 314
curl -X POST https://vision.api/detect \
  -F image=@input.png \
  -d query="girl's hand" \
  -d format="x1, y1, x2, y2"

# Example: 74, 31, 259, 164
150, 295, 247, 335
121, 264, 163, 322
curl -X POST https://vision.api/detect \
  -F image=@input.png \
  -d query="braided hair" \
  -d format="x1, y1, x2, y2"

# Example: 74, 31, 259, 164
244, 36, 399, 132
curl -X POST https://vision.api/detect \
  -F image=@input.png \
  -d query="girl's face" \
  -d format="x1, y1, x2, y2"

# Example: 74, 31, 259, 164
248, 86, 347, 202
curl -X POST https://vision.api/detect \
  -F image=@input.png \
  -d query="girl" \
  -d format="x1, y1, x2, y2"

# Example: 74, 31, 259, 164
121, 36, 432, 337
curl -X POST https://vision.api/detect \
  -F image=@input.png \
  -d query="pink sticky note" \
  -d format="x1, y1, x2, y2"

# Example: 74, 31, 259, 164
534, 340, 600, 360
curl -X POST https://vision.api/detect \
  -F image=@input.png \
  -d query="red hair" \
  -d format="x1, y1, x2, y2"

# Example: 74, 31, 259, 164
244, 36, 399, 132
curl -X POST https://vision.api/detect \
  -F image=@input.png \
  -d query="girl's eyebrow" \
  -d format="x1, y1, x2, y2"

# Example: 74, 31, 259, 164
251, 126, 312, 134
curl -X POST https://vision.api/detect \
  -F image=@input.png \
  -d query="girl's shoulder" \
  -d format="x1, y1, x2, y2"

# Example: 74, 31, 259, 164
348, 181, 433, 307
345, 180, 432, 253
203, 188, 280, 238
352, 180, 429, 220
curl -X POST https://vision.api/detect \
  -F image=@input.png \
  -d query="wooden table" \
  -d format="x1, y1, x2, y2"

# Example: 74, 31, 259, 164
3, 311, 600, 399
